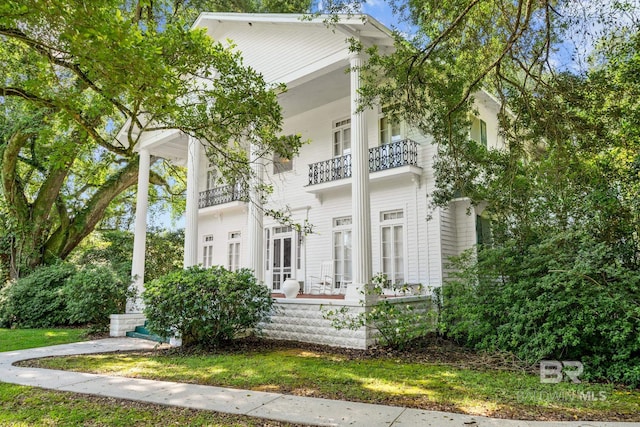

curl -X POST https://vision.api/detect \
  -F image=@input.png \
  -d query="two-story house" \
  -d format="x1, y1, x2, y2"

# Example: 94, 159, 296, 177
110, 13, 502, 349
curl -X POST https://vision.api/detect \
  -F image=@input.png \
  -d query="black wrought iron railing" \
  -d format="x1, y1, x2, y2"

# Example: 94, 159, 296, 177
308, 139, 418, 186
369, 138, 418, 173
307, 154, 352, 186
199, 183, 247, 208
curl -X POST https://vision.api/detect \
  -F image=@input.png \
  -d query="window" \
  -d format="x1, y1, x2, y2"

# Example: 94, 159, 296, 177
273, 152, 293, 174
206, 162, 217, 190
380, 210, 404, 286
379, 116, 402, 145
265, 228, 270, 271
476, 215, 492, 246
470, 117, 488, 147
381, 210, 404, 221
297, 232, 302, 270
227, 231, 241, 271
333, 118, 351, 157
333, 216, 352, 287
202, 234, 214, 268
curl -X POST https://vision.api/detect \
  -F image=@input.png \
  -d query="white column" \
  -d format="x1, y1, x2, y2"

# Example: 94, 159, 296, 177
346, 52, 373, 300
184, 135, 201, 267
247, 143, 265, 283
127, 148, 150, 313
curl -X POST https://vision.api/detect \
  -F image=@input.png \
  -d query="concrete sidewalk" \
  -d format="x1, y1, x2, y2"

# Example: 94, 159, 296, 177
0, 338, 637, 427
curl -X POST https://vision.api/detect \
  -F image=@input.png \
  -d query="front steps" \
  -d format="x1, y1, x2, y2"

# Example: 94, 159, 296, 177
125, 323, 168, 343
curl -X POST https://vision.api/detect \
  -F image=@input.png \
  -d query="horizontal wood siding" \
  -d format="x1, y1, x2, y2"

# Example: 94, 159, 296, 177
205, 22, 348, 83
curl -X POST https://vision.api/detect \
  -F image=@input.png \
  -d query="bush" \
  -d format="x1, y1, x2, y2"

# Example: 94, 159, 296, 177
142, 266, 273, 347
64, 265, 135, 333
0, 263, 75, 328
323, 273, 436, 349
443, 231, 640, 387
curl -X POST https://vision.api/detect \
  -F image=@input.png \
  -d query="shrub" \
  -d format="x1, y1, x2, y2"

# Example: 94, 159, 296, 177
443, 231, 640, 387
323, 273, 436, 349
64, 265, 135, 333
0, 263, 75, 328
142, 266, 273, 347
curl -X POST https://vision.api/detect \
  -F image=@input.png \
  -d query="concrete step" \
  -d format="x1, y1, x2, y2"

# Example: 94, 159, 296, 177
125, 329, 168, 343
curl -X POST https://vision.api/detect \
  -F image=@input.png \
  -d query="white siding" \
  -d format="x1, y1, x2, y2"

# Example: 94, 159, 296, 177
198, 208, 247, 269
204, 21, 349, 84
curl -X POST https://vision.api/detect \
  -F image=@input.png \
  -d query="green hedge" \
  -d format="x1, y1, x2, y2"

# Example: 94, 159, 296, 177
0, 263, 132, 332
0, 263, 75, 328
443, 231, 640, 387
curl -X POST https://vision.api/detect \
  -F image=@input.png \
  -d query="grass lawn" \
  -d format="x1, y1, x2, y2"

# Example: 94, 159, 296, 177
0, 329, 299, 426
25, 338, 640, 422
0, 328, 88, 352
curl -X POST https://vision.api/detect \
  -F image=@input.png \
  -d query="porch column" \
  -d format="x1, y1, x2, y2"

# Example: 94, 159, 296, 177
346, 52, 373, 300
184, 135, 201, 267
127, 148, 151, 313
247, 142, 264, 283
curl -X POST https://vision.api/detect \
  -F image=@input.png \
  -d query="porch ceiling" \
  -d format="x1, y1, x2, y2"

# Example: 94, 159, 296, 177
279, 67, 350, 117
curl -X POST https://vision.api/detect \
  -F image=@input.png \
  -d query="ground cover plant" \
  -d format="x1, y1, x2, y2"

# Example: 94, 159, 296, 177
0, 328, 301, 426
26, 337, 640, 421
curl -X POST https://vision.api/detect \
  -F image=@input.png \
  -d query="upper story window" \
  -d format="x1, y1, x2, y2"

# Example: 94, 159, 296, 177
470, 117, 488, 147
379, 116, 402, 145
273, 152, 293, 174
333, 118, 351, 157
206, 162, 217, 190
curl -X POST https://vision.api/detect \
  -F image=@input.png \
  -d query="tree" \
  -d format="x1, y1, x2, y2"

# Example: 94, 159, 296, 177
0, 0, 309, 279
324, 1, 640, 383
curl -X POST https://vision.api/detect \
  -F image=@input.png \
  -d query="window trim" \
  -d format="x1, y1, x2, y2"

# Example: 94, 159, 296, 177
202, 234, 214, 268
227, 231, 241, 271
378, 115, 403, 146
379, 209, 407, 286
332, 216, 353, 287
332, 117, 351, 157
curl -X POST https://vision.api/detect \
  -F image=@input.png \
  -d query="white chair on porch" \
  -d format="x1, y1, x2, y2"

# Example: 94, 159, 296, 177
308, 261, 333, 295
332, 275, 350, 295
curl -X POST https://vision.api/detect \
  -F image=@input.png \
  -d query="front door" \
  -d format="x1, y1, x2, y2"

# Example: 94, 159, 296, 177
271, 227, 293, 291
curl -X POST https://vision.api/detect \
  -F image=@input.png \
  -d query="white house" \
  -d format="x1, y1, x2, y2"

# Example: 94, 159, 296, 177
109, 13, 502, 349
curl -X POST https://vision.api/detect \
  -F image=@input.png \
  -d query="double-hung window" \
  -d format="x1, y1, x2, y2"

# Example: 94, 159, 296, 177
206, 162, 218, 191
380, 209, 405, 286
333, 119, 351, 157
227, 231, 241, 271
333, 216, 352, 287
379, 116, 402, 145
202, 234, 214, 268
470, 117, 488, 147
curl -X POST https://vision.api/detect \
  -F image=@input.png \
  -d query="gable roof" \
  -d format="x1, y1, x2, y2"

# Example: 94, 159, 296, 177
192, 13, 394, 87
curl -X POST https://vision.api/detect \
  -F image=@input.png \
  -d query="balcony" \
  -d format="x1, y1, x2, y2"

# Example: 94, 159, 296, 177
307, 139, 421, 191
199, 183, 247, 209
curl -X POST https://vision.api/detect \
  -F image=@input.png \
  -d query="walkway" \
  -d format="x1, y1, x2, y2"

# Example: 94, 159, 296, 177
0, 338, 637, 427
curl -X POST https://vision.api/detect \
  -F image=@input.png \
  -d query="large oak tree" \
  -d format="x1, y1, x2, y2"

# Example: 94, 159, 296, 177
0, 0, 308, 279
